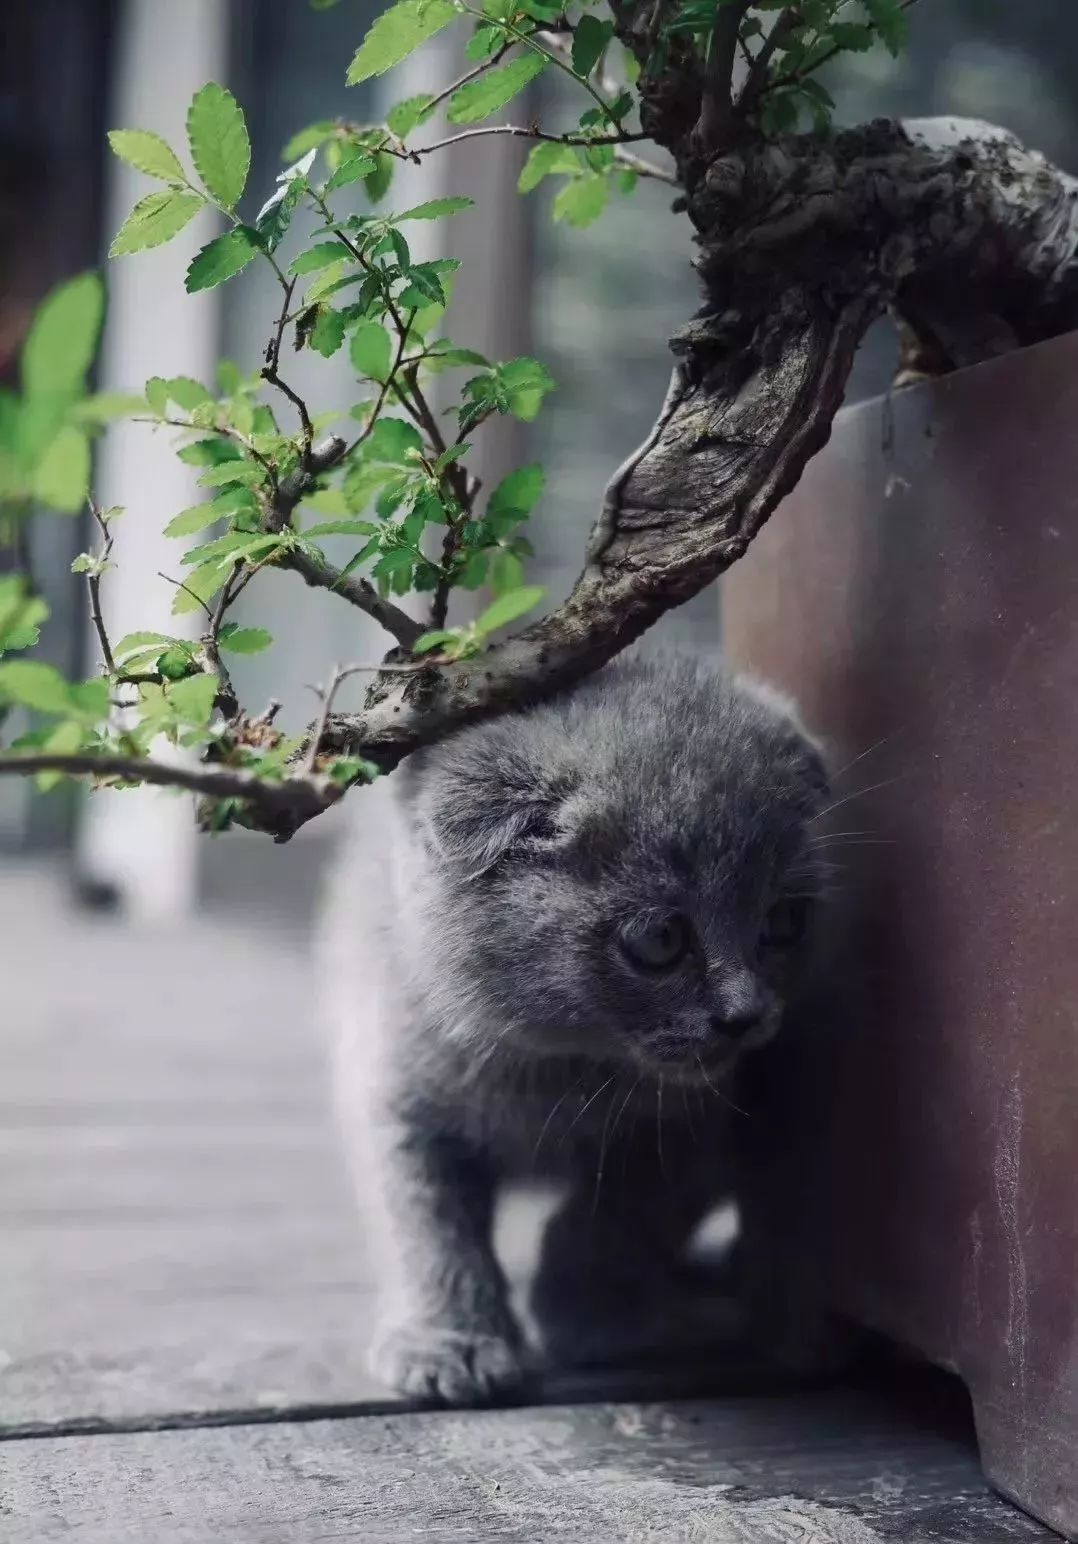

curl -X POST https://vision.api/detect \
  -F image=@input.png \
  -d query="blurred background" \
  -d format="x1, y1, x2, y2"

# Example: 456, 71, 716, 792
2, 0, 1078, 1427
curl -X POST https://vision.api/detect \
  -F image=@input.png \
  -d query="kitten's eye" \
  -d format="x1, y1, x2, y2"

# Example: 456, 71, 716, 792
619, 912, 691, 971
761, 897, 810, 948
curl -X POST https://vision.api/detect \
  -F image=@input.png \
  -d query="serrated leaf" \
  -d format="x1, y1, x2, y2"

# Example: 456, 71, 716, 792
309, 307, 347, 357
109, 189, 204, 256
304, 518, 379, 537
386, 95, 435, 137
446, 52, 547, 124
553, 172, 608, 228
171, 561, 232, 616
163, 493, 238, 537
34, 719, 87, 791
176, 436, 245, 467
489, 548, 525, 596
394, 196, 473, 220
350, 320, 393, 382
0, 661, 75, 714
180, 532, 279, 567
164, 376, 214, 411
197, 460, 266, 489
475, 583, 545, 635
187, 82, 251, 210
571, 14, 614, 77
860, 0, 908, 55
290, 242, 353, 275
115, 631, 176, 659
518, 141, 580, 193
186, 226, 260, 292
488, 462, 544, 525
21, 272, 104, 399
33, 427, 91, 513
71, 391, 147, 424
282, 120, 337, 161
304, 261, 351, 304
365, 151, 396, 204
324, 152, 379, 192
367, 417, 423, 462
346, 0, 459, 84
218, 626, 273, 655
108, 129, 187, 184
167, 672, 218, 725
412, 628, 458, 654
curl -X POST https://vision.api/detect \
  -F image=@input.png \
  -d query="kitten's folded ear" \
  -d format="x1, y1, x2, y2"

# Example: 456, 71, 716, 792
418, 737, 579, 881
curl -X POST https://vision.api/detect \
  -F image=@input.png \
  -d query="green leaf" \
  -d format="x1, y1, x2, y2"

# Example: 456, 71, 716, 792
465, 22, 505, 60
346, 0, 459, 84
197, 460, 266, 489
386, 95, 435, 137
185, 226, 260, 292
218, 625, 273, 655
108, 129, 187, 184
475, 584, 545, 635
167, 672, 218, 726
350, 320, 393, 382
180, 532, 279, 567
109, 190, 204, 256
309, 306, 347, 357
33, 427, 91, 512
171, 561, 232, 616
412, 629, 458, 654
489, 547, 524, 595
324, 152, 379, 192
70, 391, 147, 424
499, 356, 555, 420
304, 518, 379, 537
164, 376, 214, 411
446, 52, 547, 124
304, 261, 351, 305
553, 173, 608, 228
365, 151, 396, 204
0, 581, 49, 657
518, 141, 579, 193
367, 417, 423, 461
394, 196, 473, 220
290, 242, 353, 275
0, 661, 75, 715
176, 436, 245, 467
860, 0, 908, 55
488, 462, 544, 525
67, 679, 110, 719
186, 82, 251, 210
282, 120, 337, 161
35, 719, 87, 791
21, 272, 104, 399
163, 492, 239, 537
571, 14, 614, 77
115, 631, 175, 658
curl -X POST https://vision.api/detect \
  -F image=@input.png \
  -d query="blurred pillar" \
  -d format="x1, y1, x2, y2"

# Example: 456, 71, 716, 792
77, 0, 228, 919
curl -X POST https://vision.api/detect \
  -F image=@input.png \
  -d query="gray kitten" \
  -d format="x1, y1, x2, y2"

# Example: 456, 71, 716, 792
320, 652, 830, 1404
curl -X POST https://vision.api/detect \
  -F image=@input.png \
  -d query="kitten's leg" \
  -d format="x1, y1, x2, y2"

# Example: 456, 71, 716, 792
531, 1147, 723, 1367
353, 1118, 526, 1404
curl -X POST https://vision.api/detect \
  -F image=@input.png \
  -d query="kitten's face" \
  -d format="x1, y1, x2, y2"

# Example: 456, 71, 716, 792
416, 667, 828, 1083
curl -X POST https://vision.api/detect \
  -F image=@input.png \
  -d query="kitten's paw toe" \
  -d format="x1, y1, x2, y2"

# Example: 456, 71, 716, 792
370, 1321, 525, 1407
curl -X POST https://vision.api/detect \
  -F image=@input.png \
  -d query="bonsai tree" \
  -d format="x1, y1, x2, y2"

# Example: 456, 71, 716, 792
2, 0, 1077, 839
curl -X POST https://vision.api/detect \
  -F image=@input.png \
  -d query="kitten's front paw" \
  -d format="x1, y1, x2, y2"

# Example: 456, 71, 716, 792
370, 1319, 526, 1406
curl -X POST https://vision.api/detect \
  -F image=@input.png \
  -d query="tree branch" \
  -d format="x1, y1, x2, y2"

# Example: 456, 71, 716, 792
693, 0, 750, 153
85, 503, 116, 676
281, 545, 424, 649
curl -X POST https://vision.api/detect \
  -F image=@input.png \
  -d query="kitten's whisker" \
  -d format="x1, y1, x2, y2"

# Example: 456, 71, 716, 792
558, 1074, 615, 1147
531, 1077, 583, 1165
808, 776, 903, 825
592, 1076, 639, 1213
656, 1078, 667, 1181
829, 729, 901, 785
695, 1057, 750, 1117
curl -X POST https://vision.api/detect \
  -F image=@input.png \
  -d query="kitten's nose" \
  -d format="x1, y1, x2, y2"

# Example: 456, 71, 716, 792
709, 1008, 762, 1041
709, 970, 765, 1040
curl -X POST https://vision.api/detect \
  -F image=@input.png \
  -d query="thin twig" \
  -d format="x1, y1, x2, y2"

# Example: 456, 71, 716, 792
763, 0, 922, 97
157, 571, 213, 619
304, 659, 433, 773
86, 502, 116, 676
404, 124, 652, 159
613, 148, 678, 185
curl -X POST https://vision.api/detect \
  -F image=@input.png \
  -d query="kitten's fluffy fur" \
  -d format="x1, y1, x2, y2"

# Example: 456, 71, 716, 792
321, 653, 829, 1403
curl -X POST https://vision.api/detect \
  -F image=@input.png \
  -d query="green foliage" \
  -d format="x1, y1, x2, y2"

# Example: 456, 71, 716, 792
186, 83, 251, 211
0, 0, 917, 824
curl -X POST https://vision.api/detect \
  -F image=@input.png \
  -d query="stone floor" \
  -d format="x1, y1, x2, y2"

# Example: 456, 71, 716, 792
0, 862, 1058, 1541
